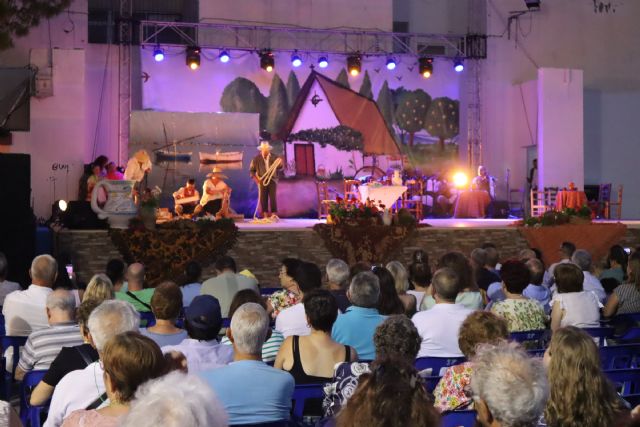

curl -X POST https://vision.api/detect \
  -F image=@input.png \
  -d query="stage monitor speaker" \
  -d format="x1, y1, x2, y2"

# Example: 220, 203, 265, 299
492, 200, 510, 219
0, 153, 31, 221
63, 201, 108, 230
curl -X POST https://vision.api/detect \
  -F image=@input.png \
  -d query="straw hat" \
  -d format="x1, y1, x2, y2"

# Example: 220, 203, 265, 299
257, 141, 273, 151
206, 166, 228, 179
133, 150, 150, 163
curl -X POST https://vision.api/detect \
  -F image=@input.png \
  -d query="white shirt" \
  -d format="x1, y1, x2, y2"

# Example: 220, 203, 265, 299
412, 303, 474, 358
0, 280, 20, 305
582, 271, 607, 304
162, 338, 234, 373
407, 290, 426, 310
275, 303, 310, 338
551, 291, 601, 328
123, 158, 152, 182
200, 179, 228, 205
2, 285, 52, 336
44, 361, 106, 427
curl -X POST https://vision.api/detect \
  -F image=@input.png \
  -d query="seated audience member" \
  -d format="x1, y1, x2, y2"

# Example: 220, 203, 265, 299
161, 295, 232, 372
61, 332, 167, 427
178, 261, 200, 307
82, 274, 114, 302
545, 241, 576, 287
105, 162, 123, 180
0, 400, 20, 426
373, 266, 405, 316
434, 311, 509, 412
331, 271, 387, 360
550, 263, 601, 332
544, 326, 626, 427
422, 252, 483, 310
200, 255, 258, 316
349, 261, 372, 279
141, 282, 187, 347
275, 261, 323, 338
600, 244, 628, 285
323, 315, 421, 417
412, 267, 474, 357
266, 258, 303, 318
523, 258, 552, 314
200, 303, 295, 425
604, 250, 640, 317
386, 260, 417, 315
335, 356, 440, 427
45, 300, 140, 427
571, 249, 606, 303
220, 289, 284, 363
490, 260, 547, 332
0, 252, 21, 305
31, 299, 100, 406
105, 259, 126, 292
471, 248, 500, 291
115, 263, 154, 312
325, 258, 351, 312
16, 289, 83, 380
471, 342, 548, 427
3, 254, 56, 336
407, 250, 431, 309
482, 243, 501, 275
121, 371, 227, 427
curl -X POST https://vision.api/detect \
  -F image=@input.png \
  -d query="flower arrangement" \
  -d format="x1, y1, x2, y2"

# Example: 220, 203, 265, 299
327, 196, 383, 224
520, 206, 592, 227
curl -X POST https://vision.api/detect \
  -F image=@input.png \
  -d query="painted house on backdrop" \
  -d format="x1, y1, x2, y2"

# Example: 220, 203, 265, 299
278, 71, 401, 179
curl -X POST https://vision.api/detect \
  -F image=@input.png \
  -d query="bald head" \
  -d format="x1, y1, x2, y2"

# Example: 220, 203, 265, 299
525, 258, 544, 286
433, 267, 460, 302
46, 289, 77, 322
126, 263, 145, 290
31, 255, 57, 287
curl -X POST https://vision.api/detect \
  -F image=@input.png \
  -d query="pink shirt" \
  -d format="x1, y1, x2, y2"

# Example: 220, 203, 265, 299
61, 409, 122, 427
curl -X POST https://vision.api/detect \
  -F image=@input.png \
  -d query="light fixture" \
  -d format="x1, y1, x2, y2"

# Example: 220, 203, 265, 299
347, 55, 361, 76
454, 58, 464, 72
153, 46, 164, 62
260, 50, 274, 72
419, 57, 433, 78
291, 52, 302, 67
452, 172, 469, 188
219, 50, 230, 63
58, 199, 68, 212
318, 56, 329, 68
386, 57, 396, 70
186, 46, 201, 70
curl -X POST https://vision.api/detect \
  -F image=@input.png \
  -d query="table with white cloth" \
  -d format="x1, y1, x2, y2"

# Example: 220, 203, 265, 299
358, 184, 407, 209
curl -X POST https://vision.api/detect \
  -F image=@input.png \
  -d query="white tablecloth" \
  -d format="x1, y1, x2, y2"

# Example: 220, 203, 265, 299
359, 185, 407, 209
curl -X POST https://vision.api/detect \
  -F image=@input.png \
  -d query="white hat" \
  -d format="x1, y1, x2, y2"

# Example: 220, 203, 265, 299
257, 141, 273, 151
206, 166, 228, 179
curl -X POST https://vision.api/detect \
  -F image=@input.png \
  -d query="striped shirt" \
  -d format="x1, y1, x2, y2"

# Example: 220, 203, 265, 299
613, 283, 640, 314
221, 329, 284, 363
18, 322, 83, 372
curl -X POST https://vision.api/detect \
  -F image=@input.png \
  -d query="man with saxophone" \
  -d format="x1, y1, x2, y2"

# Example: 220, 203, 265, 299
250, 141, 283, 219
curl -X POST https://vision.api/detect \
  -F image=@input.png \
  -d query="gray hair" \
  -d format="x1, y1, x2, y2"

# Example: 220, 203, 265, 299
470, 248, 487, 267
230, 302, 269, 355
518, 249, 537, 261
471, 342, 549, 427
87, 300, 139, 352
386, 260, 409, 293
122, 371, 227, 427
348, 271, 380, 308
326, 259, 350, 289
0, 252, 7, 279
30, 255, 57, 285
485, 247, 499, 268
571, 249, 592, 272
46, 289, 76, 315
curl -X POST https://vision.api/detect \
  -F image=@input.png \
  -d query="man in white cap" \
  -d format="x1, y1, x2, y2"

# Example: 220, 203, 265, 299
250, 141, 283, 219
197, 167, 230, 217
124, 150, 152, 183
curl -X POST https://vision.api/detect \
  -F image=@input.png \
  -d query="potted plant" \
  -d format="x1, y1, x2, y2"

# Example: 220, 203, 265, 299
139, 186, 161, 230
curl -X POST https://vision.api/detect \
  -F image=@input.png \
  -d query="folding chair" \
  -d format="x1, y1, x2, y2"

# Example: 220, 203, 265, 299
441, 410, 478, 427
583, 326, 615, 347
259, 288, 281, 296
19, 369, 48, 427
414, 357, 466, 377
1, 335, 27, 399
604, 368, 640, 396
599, 344, 640, 370
423, 375, 442, 393
291, 383, 324, 419
510, 330, 549, 348
138, 311, 156, 328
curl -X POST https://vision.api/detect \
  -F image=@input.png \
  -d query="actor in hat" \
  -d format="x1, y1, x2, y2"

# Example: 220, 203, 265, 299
173, 178, 200, 217
124, 150, 152, 183
197, 166, 230, 217
250, 141, 283, 219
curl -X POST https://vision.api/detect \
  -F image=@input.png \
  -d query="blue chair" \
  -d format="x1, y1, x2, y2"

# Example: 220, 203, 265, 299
291, 383, 324, 419
623, 393, 640, 407
231, 422, 290, 427
619, 327, 640, 341
0, 313, 5, 338
616, 313, 640, 323
423, 375, 442, 393
527, 348, 546, 358
583, 327, 615, 347
138, 311, 156, 328
510, 329, 549, 347
222, 318, 231, 328
259, 287, 281, 296
441, 410, 477, 427
1, 335, 27, 399
415, 357, 466, 376
599, 344, 640, 370
19, 369, 48, 427
604, 368, 640, 396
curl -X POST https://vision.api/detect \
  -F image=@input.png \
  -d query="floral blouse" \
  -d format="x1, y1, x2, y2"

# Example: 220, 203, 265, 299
268, 289, 301, 319
322, 362, 371, 417
433, 362, 474, 412
490, 298, 547, 332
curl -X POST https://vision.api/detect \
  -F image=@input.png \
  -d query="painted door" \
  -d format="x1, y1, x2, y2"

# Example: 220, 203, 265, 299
294, 143, 315, 176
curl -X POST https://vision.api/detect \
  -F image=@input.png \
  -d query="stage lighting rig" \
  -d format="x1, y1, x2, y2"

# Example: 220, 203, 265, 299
454, 58, 464, 72
153, 46, 164, 62
219, 50, 230, 63
291, 52, 302, 67
419, 57, 433, 78
260, 50, 275, 72
186, 46, 201, 70
386, 57, 397, 70
347, 55, 361, 76
318, 56, 329, 68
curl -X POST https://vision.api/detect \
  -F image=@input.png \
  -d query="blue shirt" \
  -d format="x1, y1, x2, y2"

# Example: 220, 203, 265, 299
522, 284, 552, 314
200, 360, 294, 424
181, 282, 202, 307
331, 306, 386, 360
140, 328, 188, 348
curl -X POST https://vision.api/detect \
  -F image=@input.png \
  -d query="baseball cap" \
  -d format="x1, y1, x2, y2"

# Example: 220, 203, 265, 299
185, 295, 222, 331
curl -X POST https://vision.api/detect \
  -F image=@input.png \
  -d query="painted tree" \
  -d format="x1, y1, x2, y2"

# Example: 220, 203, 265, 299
335, 69, 350, 89
359, 70, 373, 99
425, 97, 460, 151
220, 77, 268, 130
376, 80, 395, 131
394, 89, 432, 147
286, 71, 301, 109
265, 74, 290, 138
0, 0, 71, 49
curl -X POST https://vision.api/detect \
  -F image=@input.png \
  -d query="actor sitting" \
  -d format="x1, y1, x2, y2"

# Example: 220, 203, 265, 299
198, 167, 230, 217
173, 178, 200, 217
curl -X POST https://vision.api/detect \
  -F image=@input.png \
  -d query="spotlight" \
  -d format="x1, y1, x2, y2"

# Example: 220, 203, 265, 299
291, 52, 302, 67
318, 56, 329, 68
347, 55, 361, 76
153, 47, 164, 62
453, 171, 469, 188
260, 50, 274, 72
419, 57, 433, 78
386, 57, 396, 70
186, 46, 201, 70
454, 58, 464, 72
219, 50, 230, 63
58, 199, 68, 212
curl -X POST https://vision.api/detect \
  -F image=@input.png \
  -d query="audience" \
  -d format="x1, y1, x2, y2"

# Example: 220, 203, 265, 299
483, 243, 501, 275
422, 252, 483, 310
275, 261, 323, 338
181, 261, 203, 307
200, 255, 258, 317
550, 263, 601, 332
407, 250, 431, 309
0, 252, 21, 305
545, 241, 576, 286
105, 259, 126, 292
434, 311, 509, 412
471, 342, 549, 427
161, 294, 232, 372
331, 271, 387, 360
200, 302, 294, 425
83, 273, 114, 302
523, 258, 552, 314
267, 257, 303, 318
61, 332, 167, 427
45, 300, 140, 427
115, 263, 154, 312
544, 326, 626, 427
571, 249, 606, 303
600, 244, 628, 285
220, 289, 284, 363
121, 371, 228, 427
386, 260, 417, 315
141, 282, 187, 347
373, 266, 405, 316
604, 250, 640, 317
413, 267, 474, 357
325, 258, 352, 312
490, 260, 547, 332
471, 248, 500, 291
16, 289, 83, 380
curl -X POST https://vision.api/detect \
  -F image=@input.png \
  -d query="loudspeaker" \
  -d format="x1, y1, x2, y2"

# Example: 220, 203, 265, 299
492, 200, 510, 218
63, 201, 108, 229
0, 153, 30, 221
